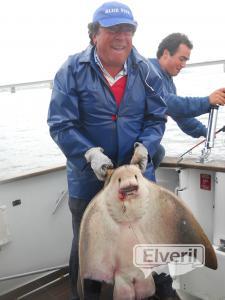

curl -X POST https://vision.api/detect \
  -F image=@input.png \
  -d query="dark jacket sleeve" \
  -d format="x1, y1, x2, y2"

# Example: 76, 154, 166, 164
172, 116, 207, 138
47, 58, 95, 171
166, 93, 211, 118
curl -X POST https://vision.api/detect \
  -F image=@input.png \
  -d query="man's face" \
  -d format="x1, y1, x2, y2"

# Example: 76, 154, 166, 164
93, 24, 134, 73
163, 44, 191, 76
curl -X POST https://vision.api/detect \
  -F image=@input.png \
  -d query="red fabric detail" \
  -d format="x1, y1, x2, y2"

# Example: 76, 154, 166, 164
111, 115, 117, 121
109, 76, 127, 107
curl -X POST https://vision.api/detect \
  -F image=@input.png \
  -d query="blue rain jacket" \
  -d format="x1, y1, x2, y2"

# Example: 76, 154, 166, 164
48, 46, 167, 201
149, 58, 210, 138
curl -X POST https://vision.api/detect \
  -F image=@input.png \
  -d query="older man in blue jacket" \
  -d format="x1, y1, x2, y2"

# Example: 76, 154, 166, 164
48, 2, 167, 299
150, 33, 225, 168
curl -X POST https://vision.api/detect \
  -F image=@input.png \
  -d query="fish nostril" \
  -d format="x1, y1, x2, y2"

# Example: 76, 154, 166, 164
135, 175, 137, 180
118, 178, 121, 183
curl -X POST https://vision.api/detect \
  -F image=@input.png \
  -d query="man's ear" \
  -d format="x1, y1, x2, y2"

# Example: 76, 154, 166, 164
92, 35, 97, 45
163, 49, 170, 58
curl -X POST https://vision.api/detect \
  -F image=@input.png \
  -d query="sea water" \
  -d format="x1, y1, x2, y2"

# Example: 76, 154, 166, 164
0, 65, 225, 180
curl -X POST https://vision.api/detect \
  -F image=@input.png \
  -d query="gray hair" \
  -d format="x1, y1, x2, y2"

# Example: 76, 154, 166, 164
88, 22, 100, 45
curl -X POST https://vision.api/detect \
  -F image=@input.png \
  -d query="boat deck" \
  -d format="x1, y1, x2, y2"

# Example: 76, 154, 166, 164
1, 271, 160, 300
1, 269, 70, 300
19, 277, 70, 300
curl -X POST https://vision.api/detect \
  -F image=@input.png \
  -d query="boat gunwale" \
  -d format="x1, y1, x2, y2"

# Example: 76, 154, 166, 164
0, 165, 66, 184
1, 156, 225, 184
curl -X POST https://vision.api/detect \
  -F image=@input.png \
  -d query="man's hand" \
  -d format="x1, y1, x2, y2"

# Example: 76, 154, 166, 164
85, 147, 113, 181
209, 88, 225, 106
130, 142, 148, 173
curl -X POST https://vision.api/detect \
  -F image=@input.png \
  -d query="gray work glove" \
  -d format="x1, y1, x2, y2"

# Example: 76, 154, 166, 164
85, 147, 113, 181
130, 142, 148, 173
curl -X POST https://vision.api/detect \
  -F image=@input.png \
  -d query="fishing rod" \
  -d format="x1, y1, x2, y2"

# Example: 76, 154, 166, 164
198, 105, 219, 163
177, 124, 225, 163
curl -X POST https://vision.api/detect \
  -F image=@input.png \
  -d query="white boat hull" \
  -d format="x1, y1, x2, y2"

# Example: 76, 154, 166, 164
1, 159, 225, 299
0, 167, 72, 295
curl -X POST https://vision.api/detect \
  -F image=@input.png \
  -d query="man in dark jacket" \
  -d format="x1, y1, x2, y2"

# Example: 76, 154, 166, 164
48, 2, 167, 299
150, 33, 225, 168
148, 33, 225, 300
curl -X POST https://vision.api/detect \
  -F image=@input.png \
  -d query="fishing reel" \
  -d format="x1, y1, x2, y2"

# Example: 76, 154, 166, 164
197, 105, 219, 163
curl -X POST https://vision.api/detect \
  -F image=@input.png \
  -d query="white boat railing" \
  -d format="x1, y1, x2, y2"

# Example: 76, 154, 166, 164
0, 59, 225, 94
0, 80, 52, 94
186, 59, 225, 69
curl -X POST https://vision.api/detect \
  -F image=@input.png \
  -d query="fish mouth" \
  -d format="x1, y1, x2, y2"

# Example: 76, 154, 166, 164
119, 185, 138, 200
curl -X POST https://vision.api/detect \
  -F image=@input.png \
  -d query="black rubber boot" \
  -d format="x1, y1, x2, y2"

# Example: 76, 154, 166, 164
83, 279, 102, 300
152, 273, 181, 300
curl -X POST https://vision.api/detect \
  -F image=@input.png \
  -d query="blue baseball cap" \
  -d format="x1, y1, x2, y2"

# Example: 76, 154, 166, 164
93, 1, 137, 28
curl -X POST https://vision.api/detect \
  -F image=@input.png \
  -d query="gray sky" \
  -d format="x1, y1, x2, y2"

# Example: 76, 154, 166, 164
1, 0, 225, 84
